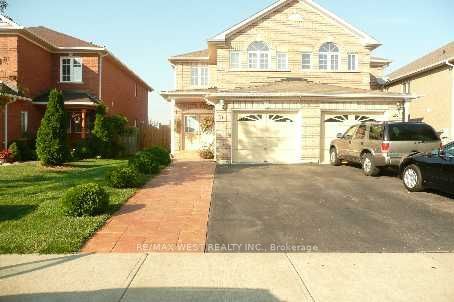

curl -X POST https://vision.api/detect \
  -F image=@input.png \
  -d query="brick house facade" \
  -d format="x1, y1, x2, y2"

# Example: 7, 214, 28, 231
0, 16, 152, 148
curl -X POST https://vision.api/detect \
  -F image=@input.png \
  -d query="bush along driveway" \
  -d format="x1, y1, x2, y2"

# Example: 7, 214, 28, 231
0, 159, 139, 254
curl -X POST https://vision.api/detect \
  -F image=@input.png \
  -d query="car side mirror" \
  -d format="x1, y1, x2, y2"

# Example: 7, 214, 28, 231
336, 133, 343, 139
438, 149, 446, 158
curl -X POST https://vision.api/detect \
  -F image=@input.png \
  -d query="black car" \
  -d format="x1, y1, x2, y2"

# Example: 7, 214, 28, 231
400, 142, 454, 194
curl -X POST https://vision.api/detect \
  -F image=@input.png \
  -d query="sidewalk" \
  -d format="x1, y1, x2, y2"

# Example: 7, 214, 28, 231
1, 253, 453, 302
82, 157, 216, 253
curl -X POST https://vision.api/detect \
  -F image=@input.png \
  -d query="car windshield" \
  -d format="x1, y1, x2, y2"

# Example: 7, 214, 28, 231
444, 143, 454, 157
388, 123, 438, 141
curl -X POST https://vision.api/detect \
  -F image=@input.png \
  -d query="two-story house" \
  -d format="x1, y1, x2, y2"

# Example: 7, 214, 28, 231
0, 15, 152, 149
386, 42, 454, 143
162, 0, 413, 164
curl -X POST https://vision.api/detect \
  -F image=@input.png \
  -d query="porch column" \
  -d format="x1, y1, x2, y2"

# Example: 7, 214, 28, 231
81, 109, 87, 139
170, 99, 176, 154
403, 98, 410, 122
3, 103, 8, 149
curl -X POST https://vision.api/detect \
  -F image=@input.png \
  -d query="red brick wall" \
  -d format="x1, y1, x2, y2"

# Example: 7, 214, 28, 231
101, 55, 149, 125
0, 35, 18, 86
17, 36, 53, 98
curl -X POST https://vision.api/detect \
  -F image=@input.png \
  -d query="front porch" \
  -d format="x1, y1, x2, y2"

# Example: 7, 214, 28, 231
34, 90, 100, 144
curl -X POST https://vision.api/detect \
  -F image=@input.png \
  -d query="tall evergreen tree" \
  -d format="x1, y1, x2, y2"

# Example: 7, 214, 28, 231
36, 89, 69, 166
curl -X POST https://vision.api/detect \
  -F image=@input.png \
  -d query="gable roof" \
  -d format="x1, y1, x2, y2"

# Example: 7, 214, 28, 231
25, 26, 102, 49
0, 16, 153, 91
208, 0, 380, 47
387, 41, 454, 82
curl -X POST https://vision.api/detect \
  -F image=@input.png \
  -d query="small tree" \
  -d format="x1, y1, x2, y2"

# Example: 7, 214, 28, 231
92, 104, 109, 156
36, 89, 69, 166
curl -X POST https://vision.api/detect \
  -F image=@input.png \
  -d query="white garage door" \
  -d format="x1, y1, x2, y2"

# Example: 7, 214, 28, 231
234, 112, 299, 164
321, 113, 385, 164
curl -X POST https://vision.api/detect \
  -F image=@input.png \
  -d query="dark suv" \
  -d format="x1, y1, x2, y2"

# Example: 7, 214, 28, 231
329, 122, 441, 176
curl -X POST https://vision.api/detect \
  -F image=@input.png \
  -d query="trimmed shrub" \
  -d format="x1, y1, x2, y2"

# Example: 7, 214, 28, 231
144, 146, 171, 166
9, 138, 37, 162
8, 142, 20, 162
128, 151, 160, 175
62, 183, 109, 217
73, 139, 94, 160
36, 89, 69, 166
92, 104, 129, 158
106, 167, 141, 188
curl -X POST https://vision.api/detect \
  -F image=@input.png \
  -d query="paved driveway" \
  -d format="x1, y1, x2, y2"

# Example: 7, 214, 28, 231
207, 164, 454, 252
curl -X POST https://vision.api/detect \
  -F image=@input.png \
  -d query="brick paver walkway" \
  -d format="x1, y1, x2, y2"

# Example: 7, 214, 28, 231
82, 159, 216, 253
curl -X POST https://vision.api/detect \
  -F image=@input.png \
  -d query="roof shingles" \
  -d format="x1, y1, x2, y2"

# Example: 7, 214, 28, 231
25, 26, 101, 48
388, 41, 454, 81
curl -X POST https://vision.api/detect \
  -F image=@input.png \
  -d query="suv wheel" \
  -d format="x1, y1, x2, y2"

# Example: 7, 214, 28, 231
403, 164, 424, 192
361, 153, 380, 176
330, 148, 341, 166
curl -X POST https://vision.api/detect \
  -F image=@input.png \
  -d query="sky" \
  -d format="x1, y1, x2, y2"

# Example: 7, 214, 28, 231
9, 0, 454, 124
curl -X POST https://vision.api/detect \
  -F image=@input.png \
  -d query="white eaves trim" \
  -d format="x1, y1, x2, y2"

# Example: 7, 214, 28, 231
33, 101, 98, 106
207, 92, 417, 99
0, 15, 23, 29
208, 0, 380, 46
387, 57, 454, 83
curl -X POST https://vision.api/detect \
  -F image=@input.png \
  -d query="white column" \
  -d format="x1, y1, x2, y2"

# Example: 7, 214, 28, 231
451, 67, 454, 141
170, 99, 176, 154
4, 103, 7, 149
403, 99, 410, 122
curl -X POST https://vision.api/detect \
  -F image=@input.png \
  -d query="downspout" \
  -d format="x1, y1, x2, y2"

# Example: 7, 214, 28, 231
447, 60, 454, 141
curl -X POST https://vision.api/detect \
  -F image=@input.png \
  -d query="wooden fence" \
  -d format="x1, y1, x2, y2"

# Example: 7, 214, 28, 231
138, 123, 171, 151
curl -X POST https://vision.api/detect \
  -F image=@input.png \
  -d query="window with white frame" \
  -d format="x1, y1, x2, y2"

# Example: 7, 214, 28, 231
184, 115, 199, 133
319, 42, 339, 71
248, 41, 270, 69
191, 66, 209, 87
230, 51, 240, 69
402, 81, 411, 94
20, 111, 28, 134
277, 52, 288, 70
348, 53, 358, 71
301, 52, 311, 70
60, 57, 83, 82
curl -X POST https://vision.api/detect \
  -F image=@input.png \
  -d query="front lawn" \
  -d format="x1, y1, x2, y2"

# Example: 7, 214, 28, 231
0, 159, 139, 254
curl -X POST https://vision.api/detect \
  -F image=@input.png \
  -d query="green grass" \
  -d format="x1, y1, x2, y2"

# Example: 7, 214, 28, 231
0, 159, 141, 254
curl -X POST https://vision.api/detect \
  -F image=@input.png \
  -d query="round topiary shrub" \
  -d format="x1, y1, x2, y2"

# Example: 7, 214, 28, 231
106, 166, 141, 188
128, 151, 160, 175
62, 183, 109, 217
144, 146, 171, 166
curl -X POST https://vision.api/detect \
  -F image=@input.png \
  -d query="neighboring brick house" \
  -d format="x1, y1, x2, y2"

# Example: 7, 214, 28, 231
161, 0, 413, 164
0, 15, 152, 149
386, 42, 454, 143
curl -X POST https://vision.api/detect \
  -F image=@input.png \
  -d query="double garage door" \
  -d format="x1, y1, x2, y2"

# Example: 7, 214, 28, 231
233, 112, 299, 164
232, 111, 385, 164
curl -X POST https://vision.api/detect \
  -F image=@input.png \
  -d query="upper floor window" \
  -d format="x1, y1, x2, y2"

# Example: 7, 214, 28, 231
60, 57, 82, 83
248, 41, 270, 69
276, 52, 288, 70
191, 66, 209, 87
319, 42, 339, 71
301, 52, 312, 70
402, 81, 411, 94
230, 51, 240, 69
348, 53, 358, 71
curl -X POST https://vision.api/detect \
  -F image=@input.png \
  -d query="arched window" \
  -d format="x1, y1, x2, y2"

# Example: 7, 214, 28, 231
319, 42, 339, 71
248, 41, 270, 69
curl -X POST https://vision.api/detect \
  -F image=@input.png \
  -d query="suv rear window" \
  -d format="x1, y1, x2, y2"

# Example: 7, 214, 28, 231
388, 123, 439, 141
369, 124, 384, 140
